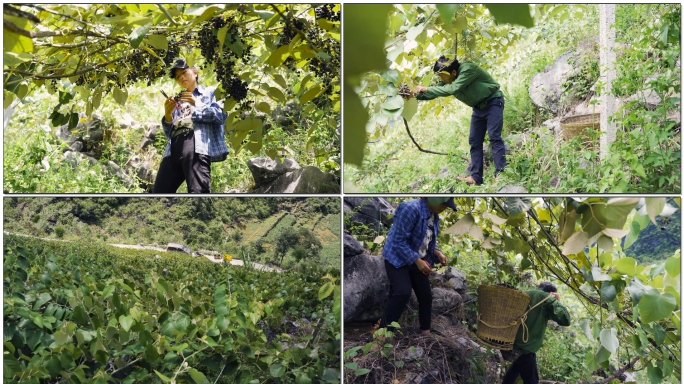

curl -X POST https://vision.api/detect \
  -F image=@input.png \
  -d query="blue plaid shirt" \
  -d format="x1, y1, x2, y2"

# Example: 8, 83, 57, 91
383, 199, 441, 268
160, 85, 229, 162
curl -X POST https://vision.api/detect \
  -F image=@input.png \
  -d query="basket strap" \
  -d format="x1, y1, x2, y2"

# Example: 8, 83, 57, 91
520, 294, 554, 343
478, 314, 520, 329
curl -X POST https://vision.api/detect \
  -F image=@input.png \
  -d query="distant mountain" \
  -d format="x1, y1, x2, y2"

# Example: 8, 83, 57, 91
623, 211, 681, 264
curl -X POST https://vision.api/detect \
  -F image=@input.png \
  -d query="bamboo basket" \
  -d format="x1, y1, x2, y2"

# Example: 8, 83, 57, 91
560, 113, 600, 146
476, 285, 531, 350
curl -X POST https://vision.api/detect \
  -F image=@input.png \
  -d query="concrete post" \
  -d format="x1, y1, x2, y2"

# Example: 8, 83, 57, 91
599, 4, 617, 159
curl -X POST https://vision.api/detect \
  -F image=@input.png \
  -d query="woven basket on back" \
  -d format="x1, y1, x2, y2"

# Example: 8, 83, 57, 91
560, 113, 600, 145
476, 285, 531, 350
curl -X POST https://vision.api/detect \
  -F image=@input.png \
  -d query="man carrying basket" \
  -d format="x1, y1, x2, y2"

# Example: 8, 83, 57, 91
502, 282, 571, 384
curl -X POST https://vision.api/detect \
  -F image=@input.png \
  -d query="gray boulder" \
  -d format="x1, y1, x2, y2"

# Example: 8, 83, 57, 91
139, 124, 162, 150
431, 287, 463, 314
343, 197, 394, 231
251, 165, 339, 194
444, 267, 468, 295
62, 151, 97, 167
529, 51, 576, 113
247, 157, 300, 187
343, 253, 389, 322
344, 233, 366, 257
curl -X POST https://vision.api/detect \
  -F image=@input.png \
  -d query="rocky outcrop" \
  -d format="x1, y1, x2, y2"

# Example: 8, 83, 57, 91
529, 51, 577, 114
248, 157, 339, 194
343, 251, 389, 322
343, 197, 395, 232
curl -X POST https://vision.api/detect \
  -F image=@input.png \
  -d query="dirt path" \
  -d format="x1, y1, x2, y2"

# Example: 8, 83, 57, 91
4, 232, 281, 273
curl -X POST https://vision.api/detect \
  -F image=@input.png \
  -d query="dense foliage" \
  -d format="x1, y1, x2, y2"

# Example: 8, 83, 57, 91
344, 4, 680, 193
4, 4, 340, 192
345, 197, 680, 383
3, 197, 341, 269
4, 235, 340, 383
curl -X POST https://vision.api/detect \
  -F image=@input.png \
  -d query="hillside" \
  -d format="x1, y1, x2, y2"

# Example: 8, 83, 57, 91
624, 211, 681, 264
3, 197, 341, 269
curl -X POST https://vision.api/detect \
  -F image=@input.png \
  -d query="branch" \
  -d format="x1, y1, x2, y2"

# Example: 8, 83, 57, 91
591, 355, 640, 384
156, 4, 179, 26
109, 357, 141, 377
4, 4, 40, 23
4, 19, 104, 39
403, 117, 469, 161
4, 54, 129, 83
24, 4, 96, 28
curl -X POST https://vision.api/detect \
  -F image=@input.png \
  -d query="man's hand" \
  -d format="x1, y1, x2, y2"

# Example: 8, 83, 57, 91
415, 258, 432, 275
414, 85, 428, 93
164, 97, 177, 123
178, 91, 196, 106
550, 292, 560, 301
434, 249, 448, 266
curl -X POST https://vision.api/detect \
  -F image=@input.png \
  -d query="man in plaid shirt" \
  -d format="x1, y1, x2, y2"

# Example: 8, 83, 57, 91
152, 58, 229, 193
379, 197, 457, 334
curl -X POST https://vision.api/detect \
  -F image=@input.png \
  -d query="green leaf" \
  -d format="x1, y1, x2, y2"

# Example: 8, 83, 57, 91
638, 289, 677, 323
54, 330, 69, 346
4, 52, 32, 66
270, 363, 286, 378
380, 70, 399, 84
562, 231, 589, 255
188, 368, 210, 384
599, 328, 618, 353
154, 370, 172, 383
615, 257, 636, 277
267, 87, 286, 103
626, 280, 645, 304
119, 315, 134, 332
295, 372, 312, 384
112, 87, 128, 106
600, 282, 618, 302
254, 10, 275, 21
129, 23, 152, 49
300, 85, 323, 104
73, 305, 89, 325
145, 344, 159, 363
381, 95, 403, 112
595, 346, 611, 364
145, 34, 168, 50
486, 4, 534, 27
436, 5, 459, 24
344, 4, 391, 77
343, 82, 368, 166
4, 16, 34, 53
647, 364, 663, 384
318, 282, 334, 300
33, 293, 52, 311
401, 98, 418, 121
664, 255, 680, 277
267, 45, 291, 67
646, 198, 666, 225
442, 213, 475, 235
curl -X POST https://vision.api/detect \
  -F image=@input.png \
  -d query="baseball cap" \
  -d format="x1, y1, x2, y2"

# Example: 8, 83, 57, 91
426, 197, 457, 210
169, 58, 189, 78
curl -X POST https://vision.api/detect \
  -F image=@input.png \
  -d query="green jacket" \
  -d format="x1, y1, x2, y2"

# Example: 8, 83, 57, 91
416, 62, 503, 108
513, 289, 571, 353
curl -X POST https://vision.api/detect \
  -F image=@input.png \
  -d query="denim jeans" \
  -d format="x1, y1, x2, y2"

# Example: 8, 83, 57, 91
379, 260, 433, 331
468, 96, 506, 184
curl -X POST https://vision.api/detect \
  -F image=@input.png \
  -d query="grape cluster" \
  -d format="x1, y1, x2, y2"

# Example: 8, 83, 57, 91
304, 27, 340, 99
197, 17, 252, 102
314, 4, 340, 22
496, 282, 517, 290
277, 18, 306, 46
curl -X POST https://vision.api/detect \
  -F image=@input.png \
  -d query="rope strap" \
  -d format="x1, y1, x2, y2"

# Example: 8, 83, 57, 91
520, 294, 553, 343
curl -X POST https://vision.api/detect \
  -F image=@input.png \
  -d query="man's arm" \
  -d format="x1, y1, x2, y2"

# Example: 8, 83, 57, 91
547, 296, 571, 326
192, 88, 226, 124
416, 64, 480, 100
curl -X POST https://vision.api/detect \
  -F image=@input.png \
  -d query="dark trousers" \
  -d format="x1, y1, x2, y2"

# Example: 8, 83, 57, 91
502, 352, 539, 384
152, 130, 211, 193
379, 260, 432, 331
468, 96, 506, 185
